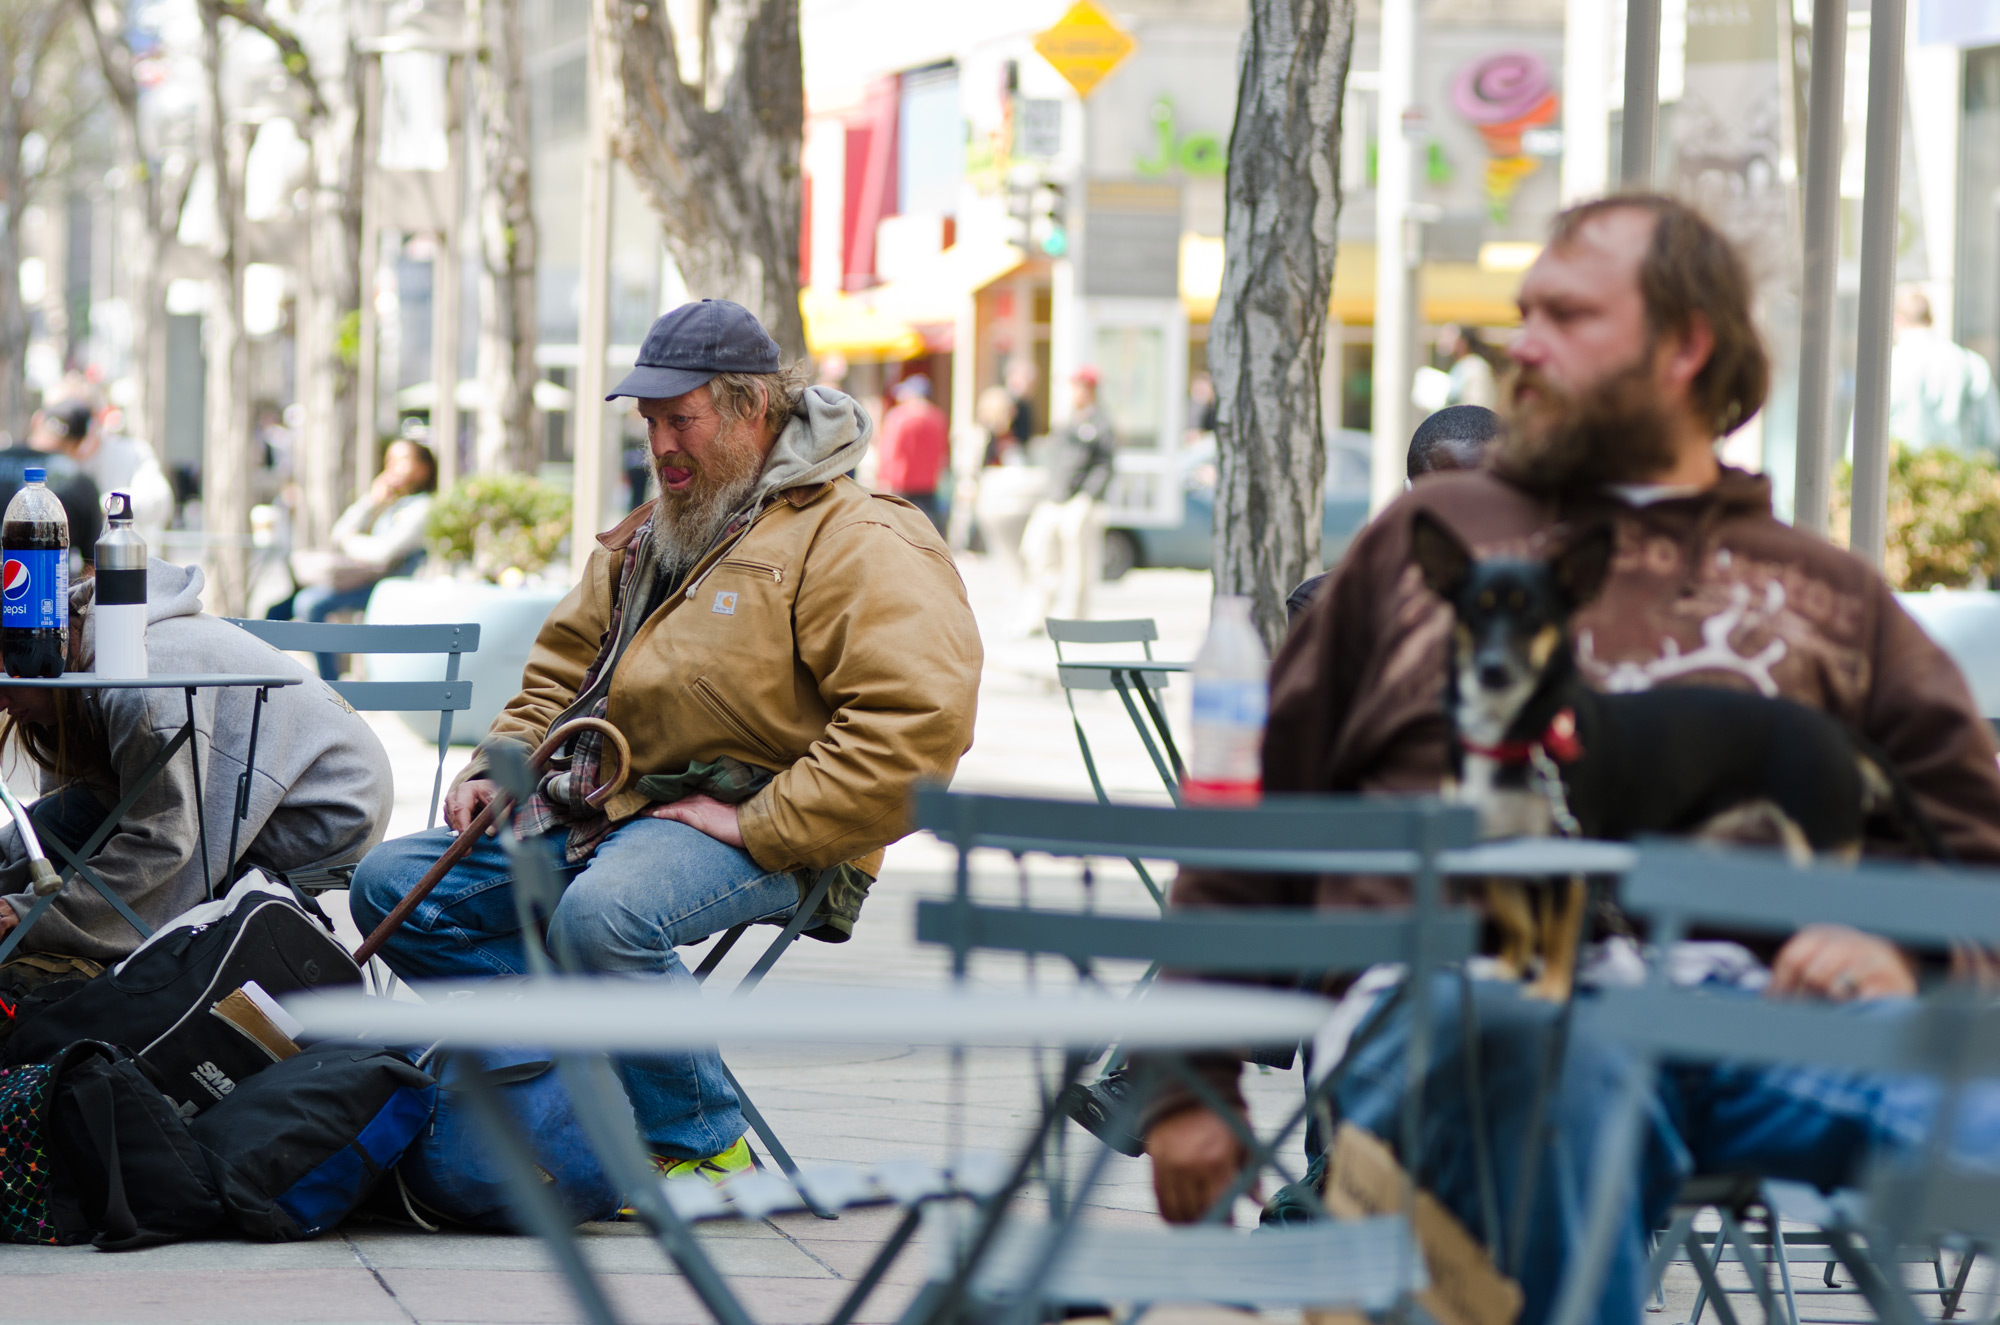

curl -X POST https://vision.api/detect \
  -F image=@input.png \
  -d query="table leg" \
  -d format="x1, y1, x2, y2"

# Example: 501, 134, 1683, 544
223, 687, 270, 883
40, 835, 154, 940
904, 1050, 1090, 1325
184, 689, 213, 900
0, 721, 196, 955
556, 1052, 760, 1325
0, 892, 57, 965
459, 1069, 625, 1325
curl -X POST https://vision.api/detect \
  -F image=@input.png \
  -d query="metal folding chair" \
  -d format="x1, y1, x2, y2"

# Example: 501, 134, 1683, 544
1045, 617, 1183, 809
908, 787, 1496, 1322
1551, 842, 2000, 1325
226, 617, 478, 858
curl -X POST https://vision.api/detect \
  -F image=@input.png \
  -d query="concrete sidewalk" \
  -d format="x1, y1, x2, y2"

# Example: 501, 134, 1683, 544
1, 557, 1970, 1323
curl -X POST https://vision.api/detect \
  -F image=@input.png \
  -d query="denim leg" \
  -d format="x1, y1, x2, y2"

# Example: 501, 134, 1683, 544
545, 816, 801, 1160
291, 582, 380, 681
1664, 994, 2000, 1187
1329, 974, 1689, 1325
348, 826, 561, 980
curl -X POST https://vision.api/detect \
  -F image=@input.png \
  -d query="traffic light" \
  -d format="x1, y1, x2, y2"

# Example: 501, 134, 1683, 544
1030, 181, 1067, 257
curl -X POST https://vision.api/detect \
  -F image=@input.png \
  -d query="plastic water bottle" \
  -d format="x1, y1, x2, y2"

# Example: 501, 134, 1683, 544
1, 467, 68, 677
94, 492, 148, 678
1185, 596, 1267, 804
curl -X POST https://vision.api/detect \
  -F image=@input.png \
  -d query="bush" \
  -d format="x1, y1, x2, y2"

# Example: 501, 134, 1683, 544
426, 473, 572, 582
1831, 443, 2000, 591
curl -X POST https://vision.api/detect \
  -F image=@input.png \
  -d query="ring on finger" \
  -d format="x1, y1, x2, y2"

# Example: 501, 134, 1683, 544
1831, 971, 1859, 999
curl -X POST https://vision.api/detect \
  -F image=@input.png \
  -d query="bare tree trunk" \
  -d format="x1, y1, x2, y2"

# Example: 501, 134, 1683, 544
1210, 0, 1354, 652
297, 42, 363, 546
199, 1, 253, 615
597, 0, 805, 359
0, 5, 62, 441
473, 0, 539, 475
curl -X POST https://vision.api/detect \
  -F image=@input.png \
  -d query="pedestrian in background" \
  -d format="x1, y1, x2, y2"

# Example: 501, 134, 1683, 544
874, 374, 949, 532
1884, 288, 2000, 459
1016, 366, 1116, 633
266, 438, 438, 680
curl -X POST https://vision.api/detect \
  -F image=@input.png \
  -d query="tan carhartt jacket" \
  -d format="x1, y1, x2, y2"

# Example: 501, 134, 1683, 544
464, 389, 982, 879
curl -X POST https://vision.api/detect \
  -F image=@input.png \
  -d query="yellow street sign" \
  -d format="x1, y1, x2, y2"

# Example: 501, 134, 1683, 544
1033, 1, 1136, 99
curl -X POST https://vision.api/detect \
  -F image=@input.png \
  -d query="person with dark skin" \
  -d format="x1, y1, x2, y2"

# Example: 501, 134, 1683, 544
1284, 404, 1504, 622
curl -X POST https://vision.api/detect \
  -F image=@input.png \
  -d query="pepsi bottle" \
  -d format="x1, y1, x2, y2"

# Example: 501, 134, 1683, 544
2, 467, 68, 677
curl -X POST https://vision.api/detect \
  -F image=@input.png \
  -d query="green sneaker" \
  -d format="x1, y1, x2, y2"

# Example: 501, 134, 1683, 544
655, 1134, 756, 1184
617, 1135, 757, 1220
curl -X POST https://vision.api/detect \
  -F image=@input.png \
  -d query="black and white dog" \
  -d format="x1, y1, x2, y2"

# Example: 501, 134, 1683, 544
1409, 510, 1943, 983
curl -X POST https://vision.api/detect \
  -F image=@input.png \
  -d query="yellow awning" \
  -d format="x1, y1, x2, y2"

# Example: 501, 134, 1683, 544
801, 241, 1027, 362
800, 287, 926, 363
1180, 235, 1527, 328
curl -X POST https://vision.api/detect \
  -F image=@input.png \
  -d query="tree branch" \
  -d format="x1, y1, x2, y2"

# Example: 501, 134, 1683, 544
213, 0, 329, 121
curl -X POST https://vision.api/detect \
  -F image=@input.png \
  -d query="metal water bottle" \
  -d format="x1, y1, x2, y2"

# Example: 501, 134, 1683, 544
94, 492, 147, 678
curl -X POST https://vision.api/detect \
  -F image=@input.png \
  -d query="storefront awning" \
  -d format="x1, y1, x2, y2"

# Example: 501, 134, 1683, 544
802, 240, 1027, 363
1179, 235, 1530, 328
800, 287, 927, 363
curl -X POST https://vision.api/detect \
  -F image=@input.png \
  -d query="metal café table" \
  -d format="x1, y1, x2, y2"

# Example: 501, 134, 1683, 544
1053, 658, 1189, 798
290, 979, 1336, 1325
0, 671, 302, 964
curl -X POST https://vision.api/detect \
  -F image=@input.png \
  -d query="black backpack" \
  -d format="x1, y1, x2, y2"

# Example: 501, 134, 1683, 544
193, 1041, 436, 1241
0, 877, 361, 1117
0, 1040, 226, 1249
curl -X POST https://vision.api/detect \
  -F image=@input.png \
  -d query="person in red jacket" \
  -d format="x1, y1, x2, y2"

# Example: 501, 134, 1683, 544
875, 374, 950, 531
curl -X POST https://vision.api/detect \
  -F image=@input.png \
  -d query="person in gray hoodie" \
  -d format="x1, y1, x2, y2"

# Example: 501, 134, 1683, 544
0, 559, 393, 962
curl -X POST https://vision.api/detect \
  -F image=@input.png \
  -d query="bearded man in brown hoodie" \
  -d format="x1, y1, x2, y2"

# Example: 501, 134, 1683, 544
1145, 196, 2000, 1325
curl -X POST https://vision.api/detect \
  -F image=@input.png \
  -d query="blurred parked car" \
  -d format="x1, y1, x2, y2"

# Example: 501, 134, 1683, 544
1101, 430, 1374, 580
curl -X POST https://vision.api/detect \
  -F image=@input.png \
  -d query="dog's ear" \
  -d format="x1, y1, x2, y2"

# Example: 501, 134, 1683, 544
1551, 521, 1616, 610
1409, 510, 1473, 601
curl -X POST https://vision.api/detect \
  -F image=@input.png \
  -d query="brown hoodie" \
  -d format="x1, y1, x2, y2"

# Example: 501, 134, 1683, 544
1151, 466, 2000, 1122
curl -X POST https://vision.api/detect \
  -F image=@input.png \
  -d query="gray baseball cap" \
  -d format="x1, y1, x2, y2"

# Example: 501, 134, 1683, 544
605, 299, 783, 401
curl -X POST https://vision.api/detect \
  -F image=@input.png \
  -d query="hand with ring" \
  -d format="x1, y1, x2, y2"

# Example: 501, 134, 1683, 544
1770, 924, 1916, 1002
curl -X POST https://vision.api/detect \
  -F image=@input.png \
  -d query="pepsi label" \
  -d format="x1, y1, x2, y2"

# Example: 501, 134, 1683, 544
2, 550, 67, 628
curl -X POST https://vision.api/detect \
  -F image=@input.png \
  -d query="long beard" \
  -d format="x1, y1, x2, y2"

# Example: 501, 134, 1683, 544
651, 431, 766, 583
1490, 354, 1682, 495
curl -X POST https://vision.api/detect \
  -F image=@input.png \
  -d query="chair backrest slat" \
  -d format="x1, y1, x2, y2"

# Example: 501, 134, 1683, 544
915, 900, 1478, 972
226, 618, 481, 655
1045, 618, 1159, 647
1587, 986, 1908, 1075
914, 788, 1477, 862
226, 617, 481, 832
1055, 664, 1174, 693
331, 680, 474, 713
1623, 843, 2000, 948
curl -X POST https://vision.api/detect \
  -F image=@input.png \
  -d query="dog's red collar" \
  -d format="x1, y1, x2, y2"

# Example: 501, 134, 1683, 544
1462, 707, 1584, 765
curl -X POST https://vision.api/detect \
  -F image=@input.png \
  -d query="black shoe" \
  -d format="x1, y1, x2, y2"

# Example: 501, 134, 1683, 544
1062, 1068, 1146, 1157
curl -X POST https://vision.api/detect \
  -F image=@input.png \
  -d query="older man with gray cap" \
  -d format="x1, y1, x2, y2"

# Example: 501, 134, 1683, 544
352, 299, 983, 1185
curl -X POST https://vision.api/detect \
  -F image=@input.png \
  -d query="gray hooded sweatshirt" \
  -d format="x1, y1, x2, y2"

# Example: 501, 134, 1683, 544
0, 560, 392, 960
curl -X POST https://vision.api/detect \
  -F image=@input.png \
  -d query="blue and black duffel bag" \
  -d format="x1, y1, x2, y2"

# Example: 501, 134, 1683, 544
396, 1048, 619, 1229
192, 1040, 436, 1240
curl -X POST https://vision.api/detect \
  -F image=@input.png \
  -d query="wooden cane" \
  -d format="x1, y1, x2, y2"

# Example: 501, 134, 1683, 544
353, 716, 633, 964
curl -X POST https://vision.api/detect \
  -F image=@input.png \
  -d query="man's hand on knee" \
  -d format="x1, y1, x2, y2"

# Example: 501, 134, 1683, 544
646, 793, 745, 848
1146, 1105, 1253, 1224
444, 778, 501, 834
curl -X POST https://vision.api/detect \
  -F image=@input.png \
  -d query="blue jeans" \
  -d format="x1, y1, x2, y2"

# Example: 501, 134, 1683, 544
349, 816, 801, 1159
266, 582, 379, 680
1328, 974, 1998, 1325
